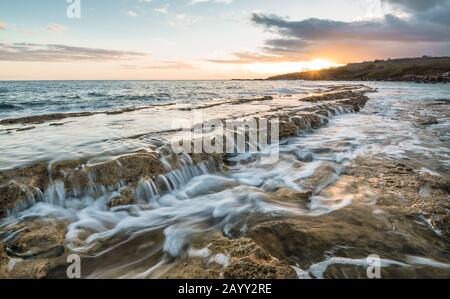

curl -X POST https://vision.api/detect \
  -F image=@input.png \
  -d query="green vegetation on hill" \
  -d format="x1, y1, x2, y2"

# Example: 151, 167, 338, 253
267, 57, 450, 83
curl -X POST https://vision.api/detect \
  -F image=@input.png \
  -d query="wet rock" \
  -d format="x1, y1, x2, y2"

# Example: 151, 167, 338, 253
93, 153, 165, 186
47, 152, 167, 191
0, 181, 38, 216
353, 157, 450, 238
0, 163, 49, 190
0, 106, 159, 126
161, 233, 296, 279
0, 111, 95, 125
273, 188, 312, 206
5, 221, 67, 260
233, 95, 273, 105
16, 126, 36, 132
0, 149, 222, 215
301, 91, 356, 102
0, 242, 7, 278
106, 107, 137, 115
244, 159, 450, 278
110, 188, 135, 207
300, 162, 340, 193
279, 121, 299, 138
248, 207, 448, 275
223, 238, 296, 279
0, 220, 68, 279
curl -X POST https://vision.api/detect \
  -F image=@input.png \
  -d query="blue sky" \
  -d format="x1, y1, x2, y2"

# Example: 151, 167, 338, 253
1, 0, 449, 79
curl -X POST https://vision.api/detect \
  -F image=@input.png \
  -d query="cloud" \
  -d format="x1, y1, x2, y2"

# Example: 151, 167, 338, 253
46, 23, 67, 32
262, 38, 309, 56
168, 14, 202, 27
0, 21, 31, 34
209, 0, 450, 66
190, 0, 233, 5
382, 0, 450, 25
154, 4, 170, 14
208, 51, 304, 64
382, 0, 449, 12
250, 13, 450, 42
121, 61, 198, 69
0, 43, 147, 62
127, 10, 139, 17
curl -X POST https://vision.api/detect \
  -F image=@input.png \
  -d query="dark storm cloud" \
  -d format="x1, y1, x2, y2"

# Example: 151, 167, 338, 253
0, 43, 147, 62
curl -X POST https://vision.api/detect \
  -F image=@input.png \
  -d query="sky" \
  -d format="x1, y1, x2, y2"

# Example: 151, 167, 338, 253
0, 0, 449, 80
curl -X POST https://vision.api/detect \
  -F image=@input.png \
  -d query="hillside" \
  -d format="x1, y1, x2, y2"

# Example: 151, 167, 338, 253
267, 57, 450, 83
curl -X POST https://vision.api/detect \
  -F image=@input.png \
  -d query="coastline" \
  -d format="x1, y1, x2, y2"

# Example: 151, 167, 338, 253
1, 82, 449, 279
265, 57, 450, 84
0, 85, 373, 215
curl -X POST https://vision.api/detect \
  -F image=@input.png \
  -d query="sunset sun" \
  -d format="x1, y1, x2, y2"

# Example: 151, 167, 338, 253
307, 59, 340, 71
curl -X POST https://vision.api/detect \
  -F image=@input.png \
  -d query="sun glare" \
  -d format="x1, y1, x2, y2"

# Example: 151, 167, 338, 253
307, 59, 339, 71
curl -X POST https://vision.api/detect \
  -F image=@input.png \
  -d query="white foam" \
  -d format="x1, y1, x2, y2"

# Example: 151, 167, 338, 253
209, 253, 230, 267
308, 257, 409, 279
407, 256, 450, 269
292, 266, 312, 279
188, 247, 211, 259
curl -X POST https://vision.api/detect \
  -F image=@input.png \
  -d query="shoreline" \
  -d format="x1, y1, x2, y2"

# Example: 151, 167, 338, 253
1, 83, 449, 279
0, 85, 372, 215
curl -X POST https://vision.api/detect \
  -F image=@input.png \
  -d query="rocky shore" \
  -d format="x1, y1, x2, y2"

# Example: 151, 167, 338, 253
0, 86, 372, 216
1, 84, 448, 279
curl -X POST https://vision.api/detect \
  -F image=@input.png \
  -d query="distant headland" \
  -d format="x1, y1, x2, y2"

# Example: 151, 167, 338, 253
264, 56, 450, 83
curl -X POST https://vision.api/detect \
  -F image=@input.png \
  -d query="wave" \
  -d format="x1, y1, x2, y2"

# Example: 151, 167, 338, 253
58, 95, 81, 100
0, 102, 23, 110
110, 94, 170, 102
87, 92, 107, 97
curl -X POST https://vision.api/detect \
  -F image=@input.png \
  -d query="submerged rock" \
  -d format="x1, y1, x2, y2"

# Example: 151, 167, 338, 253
160, 233, 296, 279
